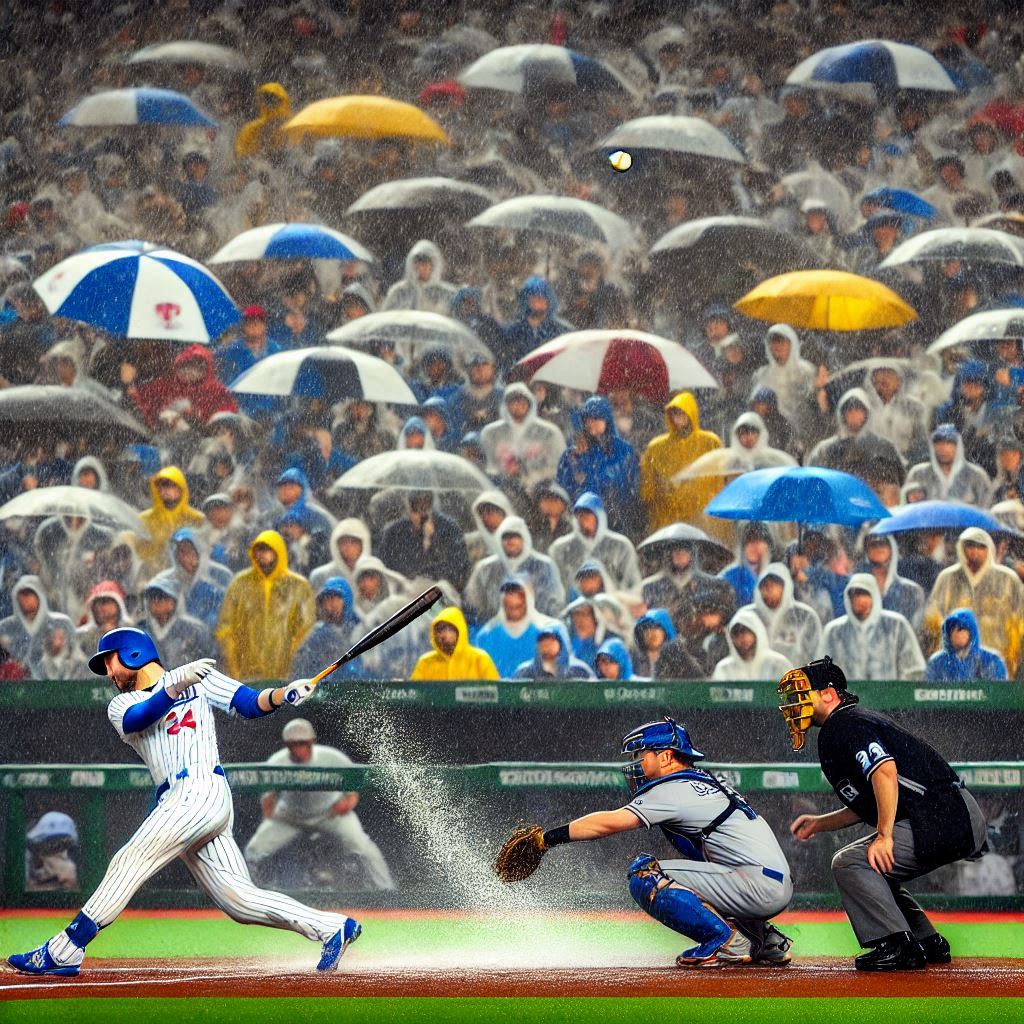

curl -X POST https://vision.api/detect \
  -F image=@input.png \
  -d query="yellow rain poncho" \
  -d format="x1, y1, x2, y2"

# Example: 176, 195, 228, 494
135, 467, 204, 578
409, 607, 499, 681
235, 83, 292, 159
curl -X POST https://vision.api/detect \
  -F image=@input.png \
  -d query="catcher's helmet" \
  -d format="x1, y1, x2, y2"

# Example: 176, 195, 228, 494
620, 716, 705, 793
88, 627, 161, 676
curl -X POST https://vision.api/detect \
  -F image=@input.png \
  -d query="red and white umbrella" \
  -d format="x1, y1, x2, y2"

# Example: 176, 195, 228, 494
514, 329, 719, 403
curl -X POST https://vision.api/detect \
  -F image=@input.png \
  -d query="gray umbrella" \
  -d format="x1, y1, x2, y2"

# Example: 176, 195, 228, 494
326, 311, 492, 362
348, 177, 495, 219
0, 386, 148, 443
637, 522, 733, 573
327, 450, 492, 496
880, 228, 1024, 269
595, 116, 745, 165
467, 195, 636, 251
0, 486, 145, 533
127, 41, 248, 72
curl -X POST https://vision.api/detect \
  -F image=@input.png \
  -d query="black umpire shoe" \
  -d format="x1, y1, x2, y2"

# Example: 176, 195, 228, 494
919, 933, 952, 964
854, 932, 927, 972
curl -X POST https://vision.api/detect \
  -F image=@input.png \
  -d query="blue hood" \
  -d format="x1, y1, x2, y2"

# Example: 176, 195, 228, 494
317, 575, 360, 629
952, 360, 989, 397
451, 286, 482, 315
401, 416, 429, 442
577, 395, 621, 439
422, 395, 454, 429
596, 637, 633, 680
941, 607, 980, 654
535, 621, 572, 670
635, 608, 677, 645
278, 504, 318, 532
277, 466, 311, 498
517, 276, 559, 321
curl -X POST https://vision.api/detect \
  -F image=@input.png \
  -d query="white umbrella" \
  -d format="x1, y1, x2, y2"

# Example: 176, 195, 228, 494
327, 450, 492, 495
127, 41, 248, 72
326, 311, 491, 361
0, 486, 145, 533
787, 39, 957, 95
467, 195, 636, 251
594, 116, 745, 165
229, 346, 416, 404
880, 228, 1024, 269
779, 167, 855, 230
459, 44, 635, 96
927, 308, 1024, 355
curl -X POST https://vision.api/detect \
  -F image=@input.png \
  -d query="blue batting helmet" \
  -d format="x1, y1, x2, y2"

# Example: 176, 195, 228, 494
88, 627, 161, 676
620, 716, 705, 793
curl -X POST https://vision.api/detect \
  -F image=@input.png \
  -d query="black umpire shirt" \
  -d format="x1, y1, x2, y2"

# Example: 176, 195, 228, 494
817, 702, 976, 867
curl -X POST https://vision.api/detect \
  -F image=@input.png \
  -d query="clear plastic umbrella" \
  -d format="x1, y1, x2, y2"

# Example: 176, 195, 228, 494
594, 116, 745, 165
636, 522, 733, 573
927, 308, 1024, 354
0, 486, 145, 533
348, 177, 494, 220
327, 450, 492, 496
880, 228, 1024, 269
0, 386, 148, 443
672, 447, 797, 483
326, 311, 491, 362
127, 41, 248, 72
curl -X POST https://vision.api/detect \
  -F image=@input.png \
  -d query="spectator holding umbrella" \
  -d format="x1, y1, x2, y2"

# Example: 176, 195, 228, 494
925, 608, 1007, 682
129, 345, 237, 432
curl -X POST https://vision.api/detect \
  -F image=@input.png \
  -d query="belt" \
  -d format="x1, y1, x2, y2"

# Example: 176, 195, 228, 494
762, 866, 785, 883
154, 764, 225, 802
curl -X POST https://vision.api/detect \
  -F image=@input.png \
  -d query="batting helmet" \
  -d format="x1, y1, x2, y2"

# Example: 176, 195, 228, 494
620, 716, 705, 793
88, 627, 162, 676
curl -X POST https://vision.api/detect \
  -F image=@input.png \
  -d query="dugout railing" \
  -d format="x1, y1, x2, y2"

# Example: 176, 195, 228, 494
3, 760, 1021, 911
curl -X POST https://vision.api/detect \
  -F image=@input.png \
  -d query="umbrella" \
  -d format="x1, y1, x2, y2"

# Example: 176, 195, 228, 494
209, 223, 373, 264
650, 217, 819, 278
347, 177, 494, 221
34, 246, 239, 343
637, 522, 733, 574
467, 195, 636, 251
672, 447, 797, 483
927, 308, 1024, 355
326, 311, 491, 361
779, 168, 854, 229
705, 466, 890, 526
284, 96, 448, 144
641, 26, 687, 59
735, 270, 917, 331
594, 116, 745, 165
973, 212, 1024, 239
0, 386, 148, 443
868, 500, 1019, 538
786, 39, 957, 96
0, 486, 145, 533
458, 44, 635, 96
58, 88, 217, 128
229, 347, 417, 404
862, 186, 936, 220
127, 41, 248, 72
880, 228, 1024, 269
513, 329, 719, 403
327, 450, 492, 496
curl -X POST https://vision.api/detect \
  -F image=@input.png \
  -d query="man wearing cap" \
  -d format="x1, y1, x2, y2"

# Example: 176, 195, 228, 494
215, 306, 281, 418
244, 718, 394, 890
906, 424, 992, 506
454, 350, 503, 434
779, 657, 988, 971
25, 812, 79, 892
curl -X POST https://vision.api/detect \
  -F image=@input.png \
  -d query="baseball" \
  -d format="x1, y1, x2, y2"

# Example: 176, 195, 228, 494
609, 149, 632, 172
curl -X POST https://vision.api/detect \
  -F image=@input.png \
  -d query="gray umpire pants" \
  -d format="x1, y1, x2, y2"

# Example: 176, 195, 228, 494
831, 790, 988, 946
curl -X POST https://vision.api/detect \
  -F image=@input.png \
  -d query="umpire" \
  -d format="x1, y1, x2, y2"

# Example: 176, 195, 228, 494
777, 656, 988, 972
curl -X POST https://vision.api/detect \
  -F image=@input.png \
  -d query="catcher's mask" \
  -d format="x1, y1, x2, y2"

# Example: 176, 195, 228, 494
777, 656, 854, 751
620, 716, 705, 794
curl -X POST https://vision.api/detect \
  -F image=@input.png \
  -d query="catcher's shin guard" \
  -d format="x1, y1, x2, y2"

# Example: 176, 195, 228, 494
627, 854, 733, 950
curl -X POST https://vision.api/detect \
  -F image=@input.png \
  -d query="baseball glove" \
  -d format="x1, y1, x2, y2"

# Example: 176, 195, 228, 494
494, 824, 547, 883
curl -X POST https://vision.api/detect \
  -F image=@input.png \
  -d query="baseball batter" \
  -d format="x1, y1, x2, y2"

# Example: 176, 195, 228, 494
496, 717, 794, 967
7, 627, 361, 977
245, 717, 395, 890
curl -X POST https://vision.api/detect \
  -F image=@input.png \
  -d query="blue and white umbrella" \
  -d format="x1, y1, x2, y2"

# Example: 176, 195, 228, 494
459, 44, 635, 96
787, 40, 957, 95
33, 247, 239, 343
58, 88, 217, 128
209, 223, 374, 264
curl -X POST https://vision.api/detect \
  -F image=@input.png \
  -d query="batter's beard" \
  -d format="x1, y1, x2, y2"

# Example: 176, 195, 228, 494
112, 671, 138, 693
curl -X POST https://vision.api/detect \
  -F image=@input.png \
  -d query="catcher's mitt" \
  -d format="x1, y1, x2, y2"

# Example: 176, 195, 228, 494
494, 824, 547, 882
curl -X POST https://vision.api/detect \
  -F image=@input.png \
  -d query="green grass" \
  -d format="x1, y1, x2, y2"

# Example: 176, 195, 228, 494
9, 998, 1024, 1024
3, 914, 1024, 960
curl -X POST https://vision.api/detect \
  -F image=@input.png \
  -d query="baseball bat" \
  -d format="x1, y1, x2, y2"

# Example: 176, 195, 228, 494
309, 584, 444, 687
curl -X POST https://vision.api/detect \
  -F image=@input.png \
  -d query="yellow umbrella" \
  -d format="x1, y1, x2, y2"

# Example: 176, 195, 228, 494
734, 269, 917, 331
283, 95, 448, 144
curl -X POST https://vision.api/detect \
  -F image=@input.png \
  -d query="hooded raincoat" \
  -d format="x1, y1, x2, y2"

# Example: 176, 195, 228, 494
513, 621, 595, 680
28, 616, 90, 681
75, 579, 132, 658
137, 576, 216, 668
748, 562, 823, 668
135, 467, 205, 579
639, 392, 724, 534
748, 324, 816, 422
925, 607, 1007, 682
562, 593, 628, 669
501, 276, 574, 368
480, 382, 565, 489
475, 582, 557, 678
215, 530, 316, 682
549, 491, 641, 596
906, 426, 992, 506
863, 361, 929, 461
465, 489, 513, 567
410, 606, 499, 681
595, 637, 634, 680
153, 527, 232, 631
291, 577, 365, 680
711, 607, 793, 681
310, 518, 372, 593
382, 240, 459, 315
33, 510, 111, 622
819, 573, 926, 681
235, 83, 292, 158
131, 345, 238, 431
807, 388, 906, 485
0, 575, 77, 669
351, 554, 410, 619
632, 608, 704, 680
925, 527, 1024, 674
855, 536, 925, 632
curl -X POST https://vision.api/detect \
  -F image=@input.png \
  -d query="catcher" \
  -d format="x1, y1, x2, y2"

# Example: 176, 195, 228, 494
495, 717, 793, 967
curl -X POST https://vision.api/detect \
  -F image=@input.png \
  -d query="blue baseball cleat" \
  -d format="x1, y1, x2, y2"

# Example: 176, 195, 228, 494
7, 943, 80, 977
316, 917, 361, 972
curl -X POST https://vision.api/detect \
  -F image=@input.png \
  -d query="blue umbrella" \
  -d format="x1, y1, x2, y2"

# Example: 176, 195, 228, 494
862, 187, 936, 220
59, 88, 217, 128
787, 40, 957, 96
705, 467, 890, 526
208, 223, 374, 264
868, 500, 1019, 537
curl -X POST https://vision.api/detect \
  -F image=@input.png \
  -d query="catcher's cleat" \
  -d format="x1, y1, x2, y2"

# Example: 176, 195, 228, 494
920, 933, 951, 964
7, 942, 81, 977
733, 918, 793, 965
316, 917, 361, 972
676, 926, 752, 968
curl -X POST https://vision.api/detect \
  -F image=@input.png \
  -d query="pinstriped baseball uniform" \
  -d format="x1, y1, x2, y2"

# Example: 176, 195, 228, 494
75, 669, 352, 943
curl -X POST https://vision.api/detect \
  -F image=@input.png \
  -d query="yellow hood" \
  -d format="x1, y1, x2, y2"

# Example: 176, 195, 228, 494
148, 465, 190, 515
249, 529, 289, 583
257, 82, 291, 120
429, 606, 469, 660
664, 391, 701, 435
